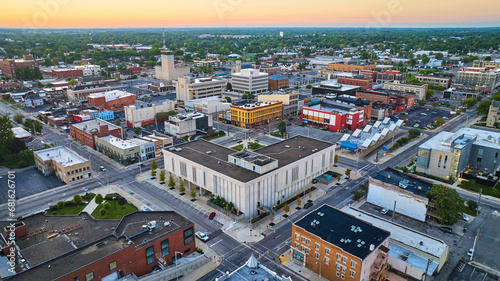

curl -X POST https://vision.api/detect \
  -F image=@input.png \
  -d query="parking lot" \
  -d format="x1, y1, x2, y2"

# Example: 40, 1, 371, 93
397, 107, 454, 129
473, 212, 500, 271
0, 167, 64, 204
287, 126, 343, 144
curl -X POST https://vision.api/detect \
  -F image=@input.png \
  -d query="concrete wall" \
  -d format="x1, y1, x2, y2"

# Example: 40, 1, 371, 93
367, 178, 428, 222
387, 255, 424, 280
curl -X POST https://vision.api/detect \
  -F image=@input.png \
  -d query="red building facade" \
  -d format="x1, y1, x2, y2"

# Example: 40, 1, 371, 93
70, 119, 123, 149
88, 90, 136, 111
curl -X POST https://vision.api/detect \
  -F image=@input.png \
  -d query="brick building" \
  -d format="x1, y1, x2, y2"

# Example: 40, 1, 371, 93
88, 90, 136, 111
47, 69, 84, 79
0, 57, 38, 78
70, 118, 123, 149
230, 101, 283, 128
337, 77, 373, 91
33, 146, 91, 184
376, 70, 407, 83
0, 80, 22, 91
66, 84, 111, 102
2, 211, 196, 281
292, 204, 390, 281
268, 74, 289, 90
328, 62, 376, 72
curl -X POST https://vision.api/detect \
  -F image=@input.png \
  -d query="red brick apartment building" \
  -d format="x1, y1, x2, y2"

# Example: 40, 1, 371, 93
47, 68, 84, 79
292, 205, 391, 281
88, 90, 136, 111
0, 56, 38, 78
269, 74, 290, 90
70, 118, 123, 149
1, 211, 196, 281
337, 77, 373, 91
328, 62, 377, 72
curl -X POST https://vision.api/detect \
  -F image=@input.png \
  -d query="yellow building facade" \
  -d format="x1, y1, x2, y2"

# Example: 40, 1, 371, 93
230, 101, 283, 128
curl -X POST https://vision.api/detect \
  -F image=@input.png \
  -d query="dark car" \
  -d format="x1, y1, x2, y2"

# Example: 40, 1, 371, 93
287, 123, 292, 126
440, 227, 453, 233
312, 179, 318, 184
208, 212, 216, 220
304, 202, 313, 209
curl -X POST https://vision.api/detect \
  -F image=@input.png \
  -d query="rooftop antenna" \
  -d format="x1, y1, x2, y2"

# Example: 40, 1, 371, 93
162, 28, 166, 50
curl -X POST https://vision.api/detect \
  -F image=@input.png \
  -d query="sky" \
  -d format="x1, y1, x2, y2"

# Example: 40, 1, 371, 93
2, 0, 500, 29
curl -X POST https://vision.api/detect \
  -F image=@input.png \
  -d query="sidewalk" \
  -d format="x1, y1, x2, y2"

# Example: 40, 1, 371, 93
81, 184, 149, 215
370, 133, 428, 165
279, 248, 329, 281
179, 243, 220, 281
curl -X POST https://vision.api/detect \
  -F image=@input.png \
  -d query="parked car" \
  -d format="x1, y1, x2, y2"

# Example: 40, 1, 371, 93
462, 214, 470, 222
381, 209, 389, 215
467, 248, 474, 258
100, 166, 107, 172
287, 123, 292, 126
304, 202, 313, 209
440, 227, 453, 233
421, 113, 427, 116
195, 231, 209, 242
208, 212, 216, 220
312, 179, 318, 184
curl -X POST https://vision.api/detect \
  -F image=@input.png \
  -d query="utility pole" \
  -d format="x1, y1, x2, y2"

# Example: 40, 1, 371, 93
477, 188, 482, 216
392, 201, 396, 222
423, 258, 432, 281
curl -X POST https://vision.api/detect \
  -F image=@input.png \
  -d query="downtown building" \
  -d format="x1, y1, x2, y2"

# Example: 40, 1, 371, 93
70, 118, 123, 149
88, 90, 136, 111
124, 100, 175, 128
455, 67, 500, 91
174, 76, 226, 102
231, 69, 269, 94
33, 146, 91, 184
230, 101, 283, 128
0, 55, 38, 78
163, 136, 336, 219
1, 211, 195, 281
383, 82, 428, 101
292, 204, 390, 281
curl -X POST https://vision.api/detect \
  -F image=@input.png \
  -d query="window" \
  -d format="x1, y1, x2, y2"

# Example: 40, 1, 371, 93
315, 243, 320, 250
315, 252, 319, 259
438, 154, 442, 167
109, 261, 117, 270
325, 257, 330, 265
342, 266, 346, 273
336, 264, 341, 270
74, 277, 79, 281
161, 239, 170, 256
306, 239, 310, 246
337, 254, 341, 261
192, 167, 197, 182
305, 248, 310, 254
336, 272, 340, 277
342, 257, 347, 263
85, 272, 94, 281
295, 242, 299, 248
292, 166, 299, 182
184, 227, 194, 245
146, 246, 155, 264
341, 274, 345, 280
351, 261, 356, 268
301, 245, 305, 252
443, 155, 448, 168
350, 270, 355, 277
295, 234, 300, 240
302, 237, 305, 243
180, 162, 187, 177
325, 248, 330, 255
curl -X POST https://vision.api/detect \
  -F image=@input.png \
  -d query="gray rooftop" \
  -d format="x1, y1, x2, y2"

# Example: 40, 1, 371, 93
420, 127, 500, 151
34, 146, 88, 167
165, 135, 334, 182
71, 118, 121, 134
370, 168, 433, 197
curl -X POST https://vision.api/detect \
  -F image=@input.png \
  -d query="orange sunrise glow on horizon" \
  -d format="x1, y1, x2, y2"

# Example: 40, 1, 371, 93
1, 0, 500, 28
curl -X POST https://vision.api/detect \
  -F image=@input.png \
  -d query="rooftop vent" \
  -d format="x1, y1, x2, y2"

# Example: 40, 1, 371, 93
369, 244, 375, 251
285, 145, 291, 148
206, 151, 212, 154
175, 148, 182, 152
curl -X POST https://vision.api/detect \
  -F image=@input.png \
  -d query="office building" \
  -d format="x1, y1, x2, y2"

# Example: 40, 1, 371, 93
164, 112, 212, 137
376, 70, 407, 83
163, 136, 335, 219
124, 100, 175, 128
473, 60, 500, 69
257, 90, 299, 117
1, 211, 195, 281
455, 67, 500, 91
155, 50, 190, 80
33, 146, 91, 184
0, 56, 38, 78
184, 96, 230, 114
443, 84, 489, 100
71, 64, 102, 77
337, 77, 373, 91
232, 69, 269, 94
383, 82, 428, 100
328, 62, 376, 72
230, 101, 282, 128
292, 204, 390, 281
88, 90, 136, 111
416, 128, 500, 179
95, 135, 164, 165
312, 82, 361, 97
70, 118, 123, 149
486, 100, 500, 127
175, 77, 226, 102
268, 74, 289, 90
415, 73, 453, 88
66, 84, 111, 102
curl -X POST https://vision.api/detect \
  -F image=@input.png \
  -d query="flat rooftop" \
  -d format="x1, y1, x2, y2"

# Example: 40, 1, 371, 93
294, 204, 390, 260
342, 207, 448, 258
316, 82, 361, 92
370, 168, 433, 197
421, 127, 500, 151
88, 89, 134, 102
12, 127, 31, 138
100, 135, 138, 149
34, 146, 88, 167
164, 135, 334, 182
71, 118, 121, 134
306, 102, 355, 115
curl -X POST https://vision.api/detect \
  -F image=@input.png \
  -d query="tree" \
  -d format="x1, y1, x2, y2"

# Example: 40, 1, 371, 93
179, 181, 185, 193
13, 115, 24, 124
306, 84, 312, 89
409, 58, 416, 67
68, 79, 77, 86
467, 200, 478, 210
408, 129, 421, 138
434, 117, 445, 125
0, 115, 14, 145
296, 196, 302, 207
100, 209, 106, 216
97, 60, 108, 68
118, 197, 126, 206
95, 193, 103, 205
426, 89, 434, 100
421, 55, 430, 65
477, 100, 492, 115
168, 175, 176, 188
73, 194, 82, 208
155, 111, 177, 122
225, 96, 232, 103
462, 98, 478, 108
432, 102, 441, 109
114, 120, 121, 126
427, 83, 435, 90
226, 82, 232, 91
103, 202, 110, 211
435, 53, 444, 60
134, 127, 141, 135
435, 85, 445, 91
418, 100, 427, 106
57, 201, 64, 214
345, 169, 351, 178
283, 203, 290, 215
159, 169, 166, 181
277, 120, 287, 138
151, 160, 157, 171
190, 188, 196, 198
427, 184, 465, 225
334, 154, 339, 165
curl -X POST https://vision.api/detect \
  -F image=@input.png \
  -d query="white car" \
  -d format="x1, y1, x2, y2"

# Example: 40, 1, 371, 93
467, 248, 474, 258
195, 231, 209, 242
462, 214, 470, 222
381, 209, 389, 215
421, 113, 427, 116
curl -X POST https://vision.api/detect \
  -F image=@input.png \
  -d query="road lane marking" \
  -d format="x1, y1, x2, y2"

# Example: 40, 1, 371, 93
209, 239, 224, 247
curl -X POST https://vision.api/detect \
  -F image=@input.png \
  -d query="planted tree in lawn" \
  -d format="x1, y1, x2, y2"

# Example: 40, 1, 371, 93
73, 194, 82, 208
168, 175, 175, 188
57, 201, 64, 214
159, 169, 165, 181
151, 160, 157, 176
427, 184, 465, 225
283, 203, 290, 215
334, 154, 339, 166
190, 188, 196, 198
118, 197, 126, 206
95, 194, 103, 205
345, 169, 351, 178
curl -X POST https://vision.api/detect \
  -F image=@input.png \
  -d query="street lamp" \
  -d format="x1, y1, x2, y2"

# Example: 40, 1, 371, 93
316, 261, 322, 280
175, 251, 183, 281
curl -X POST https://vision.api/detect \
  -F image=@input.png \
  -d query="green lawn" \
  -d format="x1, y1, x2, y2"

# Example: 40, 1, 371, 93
204, 131, 226, 140
248, 142, 264, 149
459, 180, 500, 198
231, 144, 243, 151
91, 199, 138, 219
48, 204, 86, 215
271, 131, 283, 138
